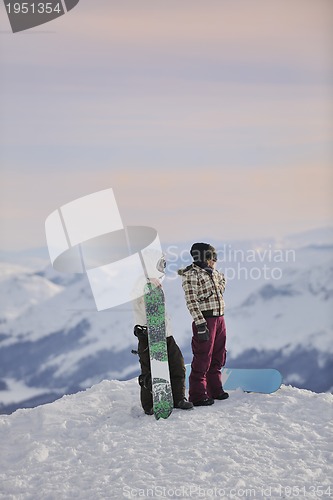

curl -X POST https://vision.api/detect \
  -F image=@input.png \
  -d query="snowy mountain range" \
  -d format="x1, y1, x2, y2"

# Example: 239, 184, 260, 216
0, 227, 332, 413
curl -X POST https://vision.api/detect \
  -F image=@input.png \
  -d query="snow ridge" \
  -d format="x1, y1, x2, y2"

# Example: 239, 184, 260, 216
0, 379, 332, 499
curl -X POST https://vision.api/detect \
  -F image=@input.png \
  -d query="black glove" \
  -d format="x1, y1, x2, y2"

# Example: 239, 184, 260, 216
196, 322, 210, 342
134, 325, 148, 340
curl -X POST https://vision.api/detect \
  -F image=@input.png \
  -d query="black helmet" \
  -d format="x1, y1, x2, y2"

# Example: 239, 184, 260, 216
190, 243, 217, 263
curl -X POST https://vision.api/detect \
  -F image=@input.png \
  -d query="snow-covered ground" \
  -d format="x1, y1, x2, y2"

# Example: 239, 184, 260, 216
0, 379, 332, 499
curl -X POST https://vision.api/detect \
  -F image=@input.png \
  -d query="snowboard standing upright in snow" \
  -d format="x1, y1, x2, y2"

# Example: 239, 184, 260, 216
144, 282, 173, 419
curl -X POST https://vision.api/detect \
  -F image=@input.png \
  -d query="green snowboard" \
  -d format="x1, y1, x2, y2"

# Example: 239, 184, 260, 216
144, 283, 173, 420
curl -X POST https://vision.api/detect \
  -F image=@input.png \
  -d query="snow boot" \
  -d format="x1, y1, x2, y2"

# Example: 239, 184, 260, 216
192, 397, 214, 407
215, 391, 229, 400
175, 399, 194, 410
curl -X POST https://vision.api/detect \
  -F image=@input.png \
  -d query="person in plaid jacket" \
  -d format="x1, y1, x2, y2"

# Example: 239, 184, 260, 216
178, 243, 229, 406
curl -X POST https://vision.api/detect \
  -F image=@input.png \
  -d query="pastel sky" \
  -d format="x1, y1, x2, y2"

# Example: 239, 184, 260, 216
0, 0, 332, 251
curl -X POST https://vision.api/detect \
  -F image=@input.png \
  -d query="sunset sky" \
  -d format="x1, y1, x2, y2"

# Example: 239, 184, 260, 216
0, 0, 332, 251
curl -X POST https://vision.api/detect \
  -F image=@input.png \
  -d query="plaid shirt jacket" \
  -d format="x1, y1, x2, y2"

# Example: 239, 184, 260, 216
179, 264, 226, 326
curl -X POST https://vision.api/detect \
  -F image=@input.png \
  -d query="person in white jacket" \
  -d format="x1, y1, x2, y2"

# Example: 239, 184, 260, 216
132, 255, 193, 415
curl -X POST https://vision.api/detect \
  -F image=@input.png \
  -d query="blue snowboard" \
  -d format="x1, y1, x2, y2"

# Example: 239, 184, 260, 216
185, 365, 282, 394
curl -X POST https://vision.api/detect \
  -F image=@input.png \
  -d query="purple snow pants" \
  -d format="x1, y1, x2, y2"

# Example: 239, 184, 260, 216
189, 316, 227, 403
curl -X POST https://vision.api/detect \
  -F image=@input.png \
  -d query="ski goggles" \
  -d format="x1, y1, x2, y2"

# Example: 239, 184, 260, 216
156, 255, 166, 273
